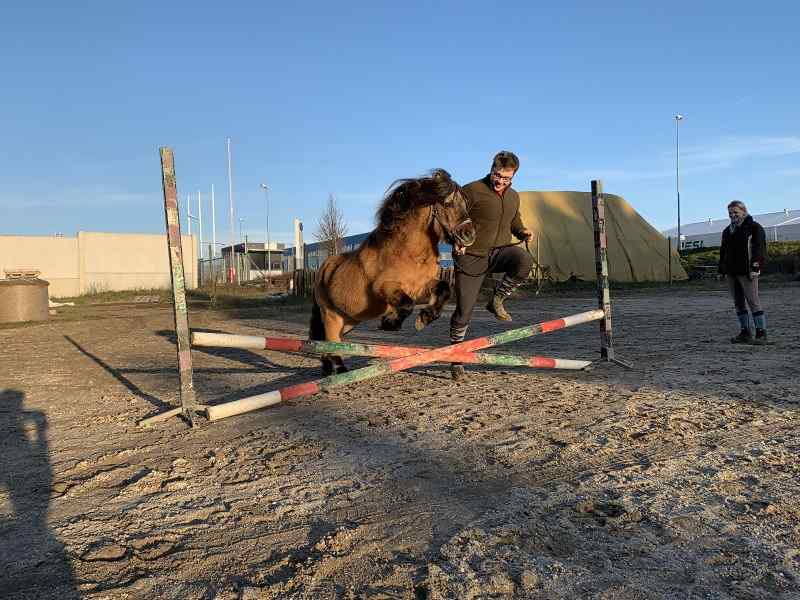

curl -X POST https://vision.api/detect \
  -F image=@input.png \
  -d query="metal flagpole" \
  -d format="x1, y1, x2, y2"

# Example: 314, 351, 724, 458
211, 184, 216, 257
197, 190, 203, 260
226, 137, 235, 282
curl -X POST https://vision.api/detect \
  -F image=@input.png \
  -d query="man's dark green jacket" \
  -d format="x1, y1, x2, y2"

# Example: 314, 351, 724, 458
461, 176, 527, 257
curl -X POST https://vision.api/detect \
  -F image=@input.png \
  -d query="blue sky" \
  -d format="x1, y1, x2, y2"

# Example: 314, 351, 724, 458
2, 2, 798, 247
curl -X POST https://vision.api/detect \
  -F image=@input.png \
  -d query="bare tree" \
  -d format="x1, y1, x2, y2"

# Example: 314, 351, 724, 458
314, 193, 348, 256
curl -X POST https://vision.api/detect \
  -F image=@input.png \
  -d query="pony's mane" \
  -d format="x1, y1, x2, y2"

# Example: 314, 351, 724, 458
373, 169, 460, 233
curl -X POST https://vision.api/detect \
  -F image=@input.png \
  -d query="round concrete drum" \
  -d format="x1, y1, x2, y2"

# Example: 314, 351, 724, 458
0, 279, 50, 323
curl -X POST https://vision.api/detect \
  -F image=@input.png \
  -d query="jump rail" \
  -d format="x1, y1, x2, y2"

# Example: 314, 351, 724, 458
205, 309, 604, 421
191, 331, 592, 371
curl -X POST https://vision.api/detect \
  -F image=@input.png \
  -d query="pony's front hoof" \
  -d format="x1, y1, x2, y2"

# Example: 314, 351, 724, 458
415, 308, 436, 331
379, 317, 402, 331
321, 361, 335, 377
335, 365, 349, 374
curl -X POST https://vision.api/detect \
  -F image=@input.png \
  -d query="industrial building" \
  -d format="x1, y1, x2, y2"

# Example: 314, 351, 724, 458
663, 208, 800, 251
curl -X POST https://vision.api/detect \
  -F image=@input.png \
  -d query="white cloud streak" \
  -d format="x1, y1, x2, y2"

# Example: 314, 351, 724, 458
680, 136, 800, 165
562, 136, 800, 183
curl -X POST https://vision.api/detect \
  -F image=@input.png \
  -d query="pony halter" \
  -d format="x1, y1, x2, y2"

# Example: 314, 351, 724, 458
431, 204, 474, 247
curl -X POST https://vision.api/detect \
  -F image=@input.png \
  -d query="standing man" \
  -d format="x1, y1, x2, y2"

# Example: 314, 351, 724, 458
719, 200, 768, 345
449, 151, 533, 380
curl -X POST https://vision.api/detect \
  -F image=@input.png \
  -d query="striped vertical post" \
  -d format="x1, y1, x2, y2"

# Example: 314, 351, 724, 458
205, 309, 604, 421
591, 180, 614, 361
140, 148, 197, 427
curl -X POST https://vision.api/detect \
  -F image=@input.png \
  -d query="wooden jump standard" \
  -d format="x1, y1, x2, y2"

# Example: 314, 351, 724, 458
139, 148, 205, 427
205, 309, 604, 421
191, 332, 593, 371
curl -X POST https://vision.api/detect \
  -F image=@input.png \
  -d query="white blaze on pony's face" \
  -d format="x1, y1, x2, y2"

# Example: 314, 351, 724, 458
490, 167, 515, 194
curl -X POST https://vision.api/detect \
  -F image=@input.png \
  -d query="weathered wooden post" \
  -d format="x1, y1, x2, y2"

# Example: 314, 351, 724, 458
139, 148, 203, 426
591, 180, 632, 369
668, 236, 673, 284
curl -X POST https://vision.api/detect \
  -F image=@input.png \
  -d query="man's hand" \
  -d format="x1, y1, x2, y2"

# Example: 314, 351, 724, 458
519, 228, 534, 241
750, 271, 760, 280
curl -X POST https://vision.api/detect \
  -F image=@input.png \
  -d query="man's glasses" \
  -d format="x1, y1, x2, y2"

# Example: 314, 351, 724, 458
491, 171, 513, 184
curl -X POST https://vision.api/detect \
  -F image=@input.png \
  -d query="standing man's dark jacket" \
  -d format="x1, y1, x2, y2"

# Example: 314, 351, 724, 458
718, 215, 767, 276
461, 176, 527, 257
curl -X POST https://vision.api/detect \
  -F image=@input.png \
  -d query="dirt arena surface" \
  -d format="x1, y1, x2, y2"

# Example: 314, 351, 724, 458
1, 283, 799, 599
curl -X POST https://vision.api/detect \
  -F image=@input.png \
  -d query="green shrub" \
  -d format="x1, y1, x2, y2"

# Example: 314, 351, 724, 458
680, 241, 800, 275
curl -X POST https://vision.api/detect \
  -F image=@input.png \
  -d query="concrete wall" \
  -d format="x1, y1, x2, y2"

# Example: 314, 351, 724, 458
0, 235, 80, 297
0, 232, 197, 298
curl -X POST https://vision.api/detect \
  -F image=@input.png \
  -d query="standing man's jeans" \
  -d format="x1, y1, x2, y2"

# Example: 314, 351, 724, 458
449, 245, 532, 342
727, 274, 766, 331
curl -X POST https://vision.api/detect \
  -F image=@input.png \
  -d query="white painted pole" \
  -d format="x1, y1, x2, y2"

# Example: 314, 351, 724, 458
266, 187, 271, 281
197, 190, 203, 260
226, 137, 235, 281
186, 194, 192, 236
211, 184, 216, 257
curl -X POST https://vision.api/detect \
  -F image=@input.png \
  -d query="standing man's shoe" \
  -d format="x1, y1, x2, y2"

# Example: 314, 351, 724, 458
731, 329, 753, 344
750, 329, 768, 345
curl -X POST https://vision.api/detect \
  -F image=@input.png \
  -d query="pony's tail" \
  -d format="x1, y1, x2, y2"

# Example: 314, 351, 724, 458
309, 296, 325, 341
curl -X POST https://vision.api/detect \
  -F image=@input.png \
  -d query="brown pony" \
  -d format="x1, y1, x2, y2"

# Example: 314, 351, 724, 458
309, 169, 475, 375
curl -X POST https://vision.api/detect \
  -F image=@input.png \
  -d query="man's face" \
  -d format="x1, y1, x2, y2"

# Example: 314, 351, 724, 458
728, 205, 746, 222
490, 167, 516, 193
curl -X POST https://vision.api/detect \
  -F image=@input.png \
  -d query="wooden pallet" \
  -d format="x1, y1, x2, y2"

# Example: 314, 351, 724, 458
4, 269, 42, 279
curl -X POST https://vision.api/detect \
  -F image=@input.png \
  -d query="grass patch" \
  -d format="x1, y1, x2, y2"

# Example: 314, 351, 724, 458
52, 288, 172, 305
681, 241, 800, 276
188, 286, 311, 311
511, 272, 799, 299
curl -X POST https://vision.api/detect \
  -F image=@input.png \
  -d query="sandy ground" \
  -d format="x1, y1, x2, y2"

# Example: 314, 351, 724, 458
1, 283, 799, 600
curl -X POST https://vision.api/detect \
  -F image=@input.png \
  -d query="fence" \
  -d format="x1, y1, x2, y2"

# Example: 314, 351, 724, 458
198, 257, 226, 286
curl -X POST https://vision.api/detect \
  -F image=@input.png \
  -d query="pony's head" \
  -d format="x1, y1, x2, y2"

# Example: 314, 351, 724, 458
376, 169, 475, 252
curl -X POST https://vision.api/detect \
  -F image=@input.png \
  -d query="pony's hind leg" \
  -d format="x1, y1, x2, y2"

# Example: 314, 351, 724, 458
321, 310, 351, 375
415, 279, 452, 331
310, 298, 336, 376
329, 323, 355, 374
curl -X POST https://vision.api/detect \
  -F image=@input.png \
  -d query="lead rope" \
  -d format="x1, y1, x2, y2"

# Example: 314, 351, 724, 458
453, 239, 527, 277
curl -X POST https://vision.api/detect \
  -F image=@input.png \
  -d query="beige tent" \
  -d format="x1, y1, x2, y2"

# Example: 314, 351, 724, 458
518, 191, 686, 282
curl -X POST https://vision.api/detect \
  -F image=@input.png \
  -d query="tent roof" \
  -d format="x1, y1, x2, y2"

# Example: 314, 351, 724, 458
518, 191, 686, 282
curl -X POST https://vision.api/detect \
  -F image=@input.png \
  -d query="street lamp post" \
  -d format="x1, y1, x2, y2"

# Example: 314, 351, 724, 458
675, 114, 684, 252
260, 183, 271, 286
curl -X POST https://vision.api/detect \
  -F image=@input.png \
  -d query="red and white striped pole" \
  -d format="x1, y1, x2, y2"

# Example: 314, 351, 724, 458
191, 331, 591, 370
206, 309, 604, 421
